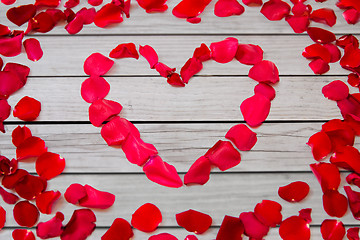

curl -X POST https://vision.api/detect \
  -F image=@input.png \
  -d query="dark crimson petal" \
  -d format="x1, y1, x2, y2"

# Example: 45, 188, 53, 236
254, 200, 282, 227
94, 3, 123, 28
35, 0, 60, 7
184, 156, 211, 185
310, 8, 337, 27
84, 53, 114, 76
23, 38, 43, 62
248, 60, 279, 84
261, 0, 291, 21
109, 43, 139, 59
235, 44, 263, 65
89, 0, 103, 6
210, 37, 238, 64
322, 119, 355, 150
348, 227, 360, 240
225, 124, 257, 151
13, 96, 41, 121
298, 208, 312, 224
343, 8, 360, 24
64, 8, 76, 22
193, 43, 211, 62
36, 190, 61, 214
64, 0, 79, 8
330, 146, 360, 174
89, 99, 122, 127
45, 9, 67, 23
28, 12, 55, 33
36, 212, 64, 239
81, 76, 110, 103
309, 58, 330, 74
172, 0, 211, 18
348, 73, 360, 87
180, 57, 202, 84
61, 209, 96, 240
347, 173, 360, 188
155, 62, 176, 78
13, 201, 39, 227
77, 7, 96, 25
0, 33, 23, 57
122, 134, 158, 166
240, 94, 271, 127
254, 83, 276, 100
310, 162, 340, 193
136, 0, 168, 13
216, 215, 244, 240
285, 15, 310, 34
306, 131, 332, 161
65, 15, 84, 35
16, 136, 47, 160
64, 183, 87, 204
302, 44, 331, 63
131, 203, 162, 232
78, 184, 115, 209
143, 155, 183, 188
278, 181, 309, 202
214, 0, 245, 17
323, 44, 341, 63
307, 27, 336, 44
139, 45, 159, 69
2, 169, 28, 189
322, 190, 348, 218
336, 35, 359, 49
15, 175, 47, 200
149, 233, 178, 240
279, 216, 310, 240
0, 156, 17, 176
176, 209, 212, 234
12, 229, 35, 240
36, 152, 65, 180
337, 94, 360, 121
239, 212, 269, 239
205, 140, 241, 171
102, 218, 133, 240
321, 219, 345, 240
340, 45, 360, 69
3, 63, 30, 88
167, 73, 185, 87
12, 126, 32, 147
101, 116, 140, 146
6, 4, 36, 27
0, 186, 19, 204
345, 186, 360, 220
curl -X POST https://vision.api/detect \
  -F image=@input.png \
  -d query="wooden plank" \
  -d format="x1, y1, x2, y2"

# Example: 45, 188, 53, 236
0, 173, 357, 227
0, 122, 349, 173
8, 35, 352, 77
6, 76, 347, 122
1, 1, 359, 35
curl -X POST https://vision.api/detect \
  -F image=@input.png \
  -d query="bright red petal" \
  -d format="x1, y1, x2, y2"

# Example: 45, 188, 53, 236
345, 186, 360, 220
261, 0, 291, 21
310, 8, 337, 27
235, 44, 263, 65
12, 229, 35, 240
278, 181, 309, 202
81, 76, 110, 103
149, 233, 178, 240
302, 44, 331, 63
136, 0, 168, 13
249, 60, 279, 84
309, 58, 330, 74
0, 186, 19, 204
88, 0, 103, 6
239, 211, 269, 239
193, 43, 211, 62
340, 45, 360, 69
180, 57, 202, 84
286, 15, 310, 33
13, 96, 41, 121
205, 140, 241, 171
23, 38, 43, 62
101, 116, 140, 146
348, 73, 360, 87
176, 209, 212, 234
3, 62, 30, 88
61, 209, 96, 240
210, 37, 239, 64
122, 134, 158, 166
337, 34, 359, 49
12, 126, 32, 147
307, 27, 336, 44
323, 44, 341, 63
347, 227, 360, 240
15, 174, 47, 200
172, 0, 212, 18
64, 0, 79, 8
322, 119, 355, 150
306, 131, 332, 161
323, 190, 348, 218
225, 124, 257, 151
64, 183, 87, 204
216, 215, 244, 240
347, 173, 360, 188
139, 45, 159, 69
77, 7, 96, 25
36, 190, 61, 214
310, 162, 340, 193
343, 8, 360, 24
254, 200, 282, 227
109, 43, 139, 59
322, 80, 349, 101
0, 33, 23, 57
89, 99, 122, 127
240, 94, 271, 127
279, 216, 310, 240
78, 184, 115, 209
0, 100, 11, 130
94, 3, 123, 28
330, 146, 360, 174
0, 156, 17, 176
65, 15, 84, 35
214, 0, 245, 17
184, 156, 211, 185
84, 53, 114, 76
254, 83, 276, 100
155, 62, 175, 78
6, 4, 36, 26
36, 212, 64, 239
0, 206, 5, 230
35, 0, 60, 7
16, 136, 47, 160
167, 73, 185, 87
102, 218, 133, 240
2, 169, 28, 189
131, 203, 162, 232
320, 219, 345, 240
13, 201, 39, 227
0, 71, 22, 99
337, 94, 360, 121
28, 12, 56, 33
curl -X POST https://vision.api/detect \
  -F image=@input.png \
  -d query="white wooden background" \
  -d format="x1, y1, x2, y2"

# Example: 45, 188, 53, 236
1, 0, 360, 239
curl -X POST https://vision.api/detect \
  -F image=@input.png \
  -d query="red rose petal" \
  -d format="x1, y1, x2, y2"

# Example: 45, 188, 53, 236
322, 119, 355, 150
13, 96, 41, 121
65, 15, 84, 35
89, 99, 122, 127
180, 57, 202, 84
321, 219, 345, 240
340, 45, 360, 69
307, 131, 332, 161
330, 146, 360, 174
285, 15, 310, 33
94, 3, 123, 28
254, 200, 282, 227
122, 134, 158, 166
309, 58, 330, 74
15, 174, 47, 200
101, 116, 140, 146
84, 53, 114, 76
254, 83, 276, 100
323, 190, 348, 218
205, 140, 241, 171
23, 38, 43, 62
310, 8, 337, 27
3, 63, 30, 88
240, 94, 271, 127
149, 233, 178, 240
77, 7, 96, 25
0, 99, 11, 131
343, 8, 360, 24
261, 0, 291, 21
225, 123, 257, 151
16, 136, 47, 160
214, 0, 245, 17
139, 45, 159, 69
0, 25, 11, 37
302, 44, 331, 63
61, 209, 96, 240
176, 209, 212, 234
89, 0, 103, 6
1, 0, 15, 5
167, 73, 185, 87
12, 229, 35, 240
64, 0, 79, 8
279, 216, 310, 240
0, 156, 17, 176
36, 212, 64, 239
131, 203, 162, 232
78, 184, 115, 209
242, 0, 262, 6
216, 215, 244, 240
323, 44, 341, 63
345, 186, 360, 220
155, 62, 175, 78
193, 43, 211, 62
64, 8, 76, 22
35, 0, 60, 7
337, 94, 360, 121
337, 34, 359, 49
64, 183, 87, 204
298, 208, 312, 224
184, 156, 211, 185
13, 201, 39, 227
81, 76, 110, 103
6, 4, 36, 27
109, 43, 139, 59
28, 12, 56, 33
310, 162, 341, 193
36, 190, 61, 214
249, 60, 279, 84
348, 73, 360, 87
136, 0, 168, 13
0, 32, 23, 57
12, 126, 32, 147
348, 227, 360, 240
210, 37, 239, 64
172, 0, 212, 19
235, 44, 263, 65
347, 173, 360, 188
0, 186, 19, 204
239, 212, 269, 239
36, 152, 65, 180
2, 169, 28, 189
143, 155, 183, 188
307, 27, 336, 44
45, 9, 67, 23
102, 218, 133, 240
185, 235, 198, 240
0, 206, 5, 230
278, 181, 309, 202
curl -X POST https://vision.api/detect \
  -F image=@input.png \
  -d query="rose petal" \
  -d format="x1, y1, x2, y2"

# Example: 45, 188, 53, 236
109, 43, 139, 59
45, 9, 67, 23
89, 0, 103, 6
122, 134, 158, 166
3, 63, 30, 88
302, 44, 331, 63
0, 32, 23, 57
102, 218, 133, 240
216, 215, 244, 240
306, 131, 332, 161
184, 235, 198, 240
279, 216, 310, 240
65, 15, 84, 35
205, 140, 241, 171
337, 34, 359, 49
94, 3, 123, 28
78, 184, 115, 209
254, 83, 276, 100
180, 57, 202, 84
310, 8, 337, 27
278, 181, 310, 202
210, 37, 239, 64
323, 190, 348, 218
23, 38, 43, 62
0, 206, 5, 230
340, 45, 360, 69
309, 58, 330, 74
330, 146, 360, 174
310, 162, 341, 193
235, 44, 263, 65
322, 119, 355, 150
347, 173, 360, 188
176, 209, 212, 234
193, 43, 211, 62
61, 209, 96, 240
321, 219, 345, 240
35, 0, 60, 7
348, 73, 360, 87
214, 0, 245, 17
167, 73, 185, 87
172, 0, 212, 19
0, 156, 17, 176
12, 229, 35, 240
36, 152, 65, 180
286, 15, 310, 33
248, 60, 279, 84
36, 190, 61, 214
13, 201, 39, 227
343, 8, 360, 24
77, 7, 96, 25
149, 233, 178, 240
155, 62, 175, 78
323, 44, 341, 63
184, 156, 211, 185
101, 116, 140, 146
131, 203, 162, 232
36, 212, 64, 239
143, 155, 183, 188
13, 96, 41, 121
242, 0, 262, 6
0, 185, 18, 205
15, 174, 47, 200
322, 80, 349, 101
16, 136, 47, 160
239, 212, 269, 239
225, 124, 257, 151
136, 0, 168, 13
307, 27, 336, 44
337, 94, 360, 121
12, 126, 32, 147
64, 0, 79, 8
2, 169, 28, 189
0, 99, 11, 131
89, 99, 122, 127
254, 200, 282, 227
6, 4, 36, 27
64, 184, 87, 204
139, 45, 159, 69
345, 186, 360, 220
348, 227, 360, 240
261, 0, 291, 21
84, 53, 114, 76
0, 25, 11, 37
240, 94, 271, 127
81, 76, 110, 103
28, 12, 56, 33
64, 8, 76, 22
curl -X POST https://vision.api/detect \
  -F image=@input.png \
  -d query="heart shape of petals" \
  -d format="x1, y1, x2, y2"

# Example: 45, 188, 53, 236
13, 201, 39, 227
216, 215, 244, 240
102, 218, 133, 240
131, 203, 162, 232
12, 229, 35, 240
176, 209, 212, 234
36, 152, 65, 180
61, 209, 96, 240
